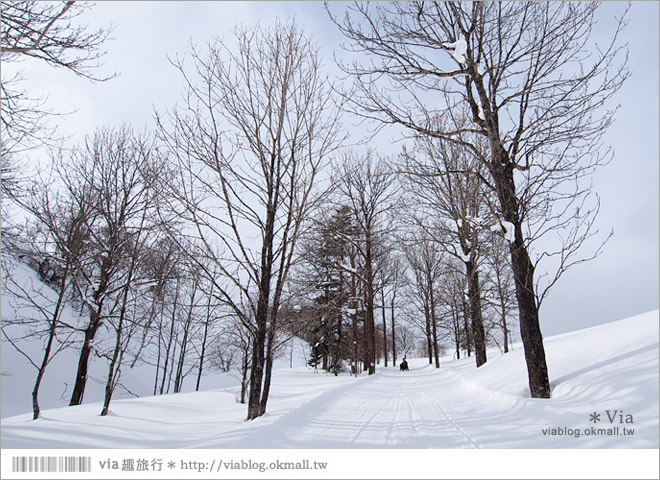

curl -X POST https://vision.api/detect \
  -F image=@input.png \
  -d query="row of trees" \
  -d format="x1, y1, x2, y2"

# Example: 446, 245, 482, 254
1, 128, 513, 420
327, 1, 627, 397
2, 1, 627, 422
291, 145, 518, 377
2, 127, 229, 418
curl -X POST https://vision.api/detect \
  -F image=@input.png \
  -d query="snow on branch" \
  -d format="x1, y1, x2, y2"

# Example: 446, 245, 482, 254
457, 250, 471, 263
490, 220, 515, 243
443, 39, 467, 64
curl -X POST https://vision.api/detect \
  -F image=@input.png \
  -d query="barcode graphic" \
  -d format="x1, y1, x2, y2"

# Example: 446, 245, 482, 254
11, 456, 92, 473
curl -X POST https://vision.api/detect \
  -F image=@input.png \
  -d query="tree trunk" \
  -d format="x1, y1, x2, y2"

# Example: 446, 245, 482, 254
247, 199, 275, 420
240, 346, 249, 404
70, 255, 112, 406
174, 282, 196, 394
333, 311, 342, 375
32, 322, 60, 420
153, 321, 163, 396
495, 265, 510, 354
247, 327, 266, 420
364, 246, 376, 375
352, 302, 359, 377
454, 311, 461, 360
160, 280, 180, 395
259, 331, 275, 416
390, 293, 397, 366
511, 237, 550, 397
424, 300, 433, 364
462, 298, 472, 357
102, 245, 142, 416
32, 259, 71, 419
381, 290, 388, 367
69, 310, 101, 406
466, 261, 487, 367
32, 330, 54, 420
428, 281, 440, 368
100, 298, 127, 416
196, 315, 210, 391
165, 334, 177, 394
492, 146, 550, 398
364, 259, 376, 374
501, 311, 509, 354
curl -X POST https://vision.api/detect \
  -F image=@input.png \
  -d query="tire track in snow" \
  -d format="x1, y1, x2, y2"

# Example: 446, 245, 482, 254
400, 376, 422, 442
247, 364, 485, 448
394, 365, 481, 448
241, 373, 378, 447
345, 375, 392, 444
418, 385, 482, 449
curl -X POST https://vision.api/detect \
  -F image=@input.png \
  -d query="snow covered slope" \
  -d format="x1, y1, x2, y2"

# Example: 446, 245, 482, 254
2, 310, 658, 448
1, 257, 309, 419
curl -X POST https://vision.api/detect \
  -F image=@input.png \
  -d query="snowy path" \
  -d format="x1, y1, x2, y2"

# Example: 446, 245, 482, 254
244, 362, 485, 448
4, 360, 532, 449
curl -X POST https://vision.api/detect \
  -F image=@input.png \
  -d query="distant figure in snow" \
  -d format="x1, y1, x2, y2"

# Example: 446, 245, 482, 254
399, 358, 409, 371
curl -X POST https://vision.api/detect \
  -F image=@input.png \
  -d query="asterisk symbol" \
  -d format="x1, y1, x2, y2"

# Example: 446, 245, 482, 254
167, 461, 176, 469
589, 412, 601, 423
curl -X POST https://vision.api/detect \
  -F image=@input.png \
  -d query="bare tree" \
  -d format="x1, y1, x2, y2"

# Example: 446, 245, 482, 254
399, 119, 491, 367
134, 236, 185, 395
329, 1, 628, 397
149, 256, 213, 397
481, 236, 517, 354
60, 126, 158, 406
386, 254, 406, 367
0, 1, 110, 75
377, 277, 388, 367
375, 243, 406, 369
100, 202, 159, 416
331, 151, 396, 374
403, 231, 443, 368
1, 0, 112, 202
222, 317, 252, 404
0, 203, 85, 419
395, 323, 417, 360
155, 276, 182, 395
156, 20, 343, 420
194, 269, 226, 391
128, 235, 180, 371
435, 260, 467, 360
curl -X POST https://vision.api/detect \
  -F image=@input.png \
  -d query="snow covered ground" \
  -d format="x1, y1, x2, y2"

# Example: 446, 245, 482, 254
2, 310, 658, 449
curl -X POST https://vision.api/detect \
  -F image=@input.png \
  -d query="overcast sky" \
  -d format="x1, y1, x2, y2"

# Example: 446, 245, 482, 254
6, 1, 659, 338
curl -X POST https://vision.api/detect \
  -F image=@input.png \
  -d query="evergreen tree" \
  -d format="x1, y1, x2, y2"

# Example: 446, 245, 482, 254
303, 206, 359, 374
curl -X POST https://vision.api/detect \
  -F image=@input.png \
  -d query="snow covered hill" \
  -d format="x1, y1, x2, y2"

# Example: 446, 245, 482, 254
2, 310, 658, 449
1, 256, 310, 419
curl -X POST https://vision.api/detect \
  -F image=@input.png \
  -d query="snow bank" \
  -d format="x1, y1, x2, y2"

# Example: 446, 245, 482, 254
2, 310, 657, 449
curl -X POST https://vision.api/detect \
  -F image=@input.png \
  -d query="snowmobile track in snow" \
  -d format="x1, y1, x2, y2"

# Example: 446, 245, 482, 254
247, 363, 484, 448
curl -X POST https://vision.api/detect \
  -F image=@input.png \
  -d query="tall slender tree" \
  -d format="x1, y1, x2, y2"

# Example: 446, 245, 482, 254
64, 126, 158, 406
404, 232, 442, 368
399, 119, 491, 367
157, 20, 343, 419
1, 189, 90, 419
331, 152, 396, 374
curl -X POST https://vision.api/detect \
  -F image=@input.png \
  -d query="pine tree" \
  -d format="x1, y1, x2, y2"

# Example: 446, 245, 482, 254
305, 206, 358, 374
